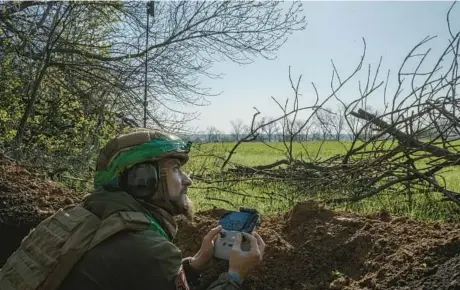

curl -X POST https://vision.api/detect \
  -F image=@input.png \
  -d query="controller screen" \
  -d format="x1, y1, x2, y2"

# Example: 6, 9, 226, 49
219, 211, 257, 233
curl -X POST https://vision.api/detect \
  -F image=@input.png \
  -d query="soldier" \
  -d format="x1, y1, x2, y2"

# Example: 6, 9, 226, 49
0, 129, 266, 290
60, 129, 266, 290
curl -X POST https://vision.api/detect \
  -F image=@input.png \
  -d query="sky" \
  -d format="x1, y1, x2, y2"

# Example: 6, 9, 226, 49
189, 1, 460, 134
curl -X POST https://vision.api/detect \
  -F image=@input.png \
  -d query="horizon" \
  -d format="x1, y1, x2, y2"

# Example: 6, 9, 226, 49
187, 1, 460, 134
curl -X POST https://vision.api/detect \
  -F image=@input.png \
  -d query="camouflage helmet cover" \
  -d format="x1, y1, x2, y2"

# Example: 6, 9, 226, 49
94, 129, 191, 188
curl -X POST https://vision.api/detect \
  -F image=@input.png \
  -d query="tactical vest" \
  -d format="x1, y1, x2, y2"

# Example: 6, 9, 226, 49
0, 204, 164, 290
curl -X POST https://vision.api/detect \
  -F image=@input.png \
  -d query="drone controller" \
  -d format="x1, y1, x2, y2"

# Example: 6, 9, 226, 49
213, 208, 261, 260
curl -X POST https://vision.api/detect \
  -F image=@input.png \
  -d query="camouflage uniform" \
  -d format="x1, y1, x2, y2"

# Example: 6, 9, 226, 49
0, 130, 242, 290
59, 189, 241, 290
59, 130, 242, 290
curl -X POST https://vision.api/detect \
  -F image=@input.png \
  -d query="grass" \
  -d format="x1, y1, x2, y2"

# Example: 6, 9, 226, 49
185, 141, 460, 222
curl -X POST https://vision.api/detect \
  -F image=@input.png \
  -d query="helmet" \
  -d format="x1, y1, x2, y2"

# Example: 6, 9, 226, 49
94, 129, 192, 189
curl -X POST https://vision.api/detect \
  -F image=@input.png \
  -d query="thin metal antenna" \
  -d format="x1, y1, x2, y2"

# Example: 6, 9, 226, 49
144, 1, 154, 128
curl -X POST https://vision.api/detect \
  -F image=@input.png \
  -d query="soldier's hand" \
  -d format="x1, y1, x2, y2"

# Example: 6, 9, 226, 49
228, 232, 265, 280
190, 225, 222, 272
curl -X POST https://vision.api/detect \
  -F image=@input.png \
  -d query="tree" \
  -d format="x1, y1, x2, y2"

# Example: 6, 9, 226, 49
1, 2, 307, 131
0, 1, 307, 165
260, 117, 280, 142
205, 126, 222, 143
333, 106, 345, 141
179, 2, 460, 214
230, 119, 245, 141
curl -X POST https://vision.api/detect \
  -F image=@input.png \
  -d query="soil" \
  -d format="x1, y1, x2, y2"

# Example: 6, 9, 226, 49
1, 159, 460, 290
0, 160, 77, 265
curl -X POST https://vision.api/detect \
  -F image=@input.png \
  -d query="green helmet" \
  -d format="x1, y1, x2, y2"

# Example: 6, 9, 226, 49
94, 129, 191, 189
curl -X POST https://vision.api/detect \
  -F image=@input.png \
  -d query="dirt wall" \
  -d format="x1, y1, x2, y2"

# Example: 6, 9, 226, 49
1, 161, 459, 289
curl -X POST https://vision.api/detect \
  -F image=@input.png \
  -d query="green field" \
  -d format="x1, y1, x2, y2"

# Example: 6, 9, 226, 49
185, 141, 460, 222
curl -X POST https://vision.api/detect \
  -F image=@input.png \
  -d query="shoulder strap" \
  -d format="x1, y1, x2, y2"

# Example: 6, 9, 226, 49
88, 211, 152, 249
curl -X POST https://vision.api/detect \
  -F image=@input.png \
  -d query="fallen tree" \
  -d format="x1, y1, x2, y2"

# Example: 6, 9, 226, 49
192, 3, 460, 214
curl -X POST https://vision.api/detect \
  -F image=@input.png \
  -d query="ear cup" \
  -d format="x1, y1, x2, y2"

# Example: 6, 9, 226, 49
124, 162, 159, 198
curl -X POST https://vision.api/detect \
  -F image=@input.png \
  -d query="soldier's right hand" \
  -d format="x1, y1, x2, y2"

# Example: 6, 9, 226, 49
228, 232, 265, 280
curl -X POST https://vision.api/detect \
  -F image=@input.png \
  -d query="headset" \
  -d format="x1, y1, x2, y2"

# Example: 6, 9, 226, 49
119, 162, 159, 198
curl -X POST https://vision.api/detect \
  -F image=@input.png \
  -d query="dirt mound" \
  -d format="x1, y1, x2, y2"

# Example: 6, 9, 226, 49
0, 160, 78, 265
176, 202, 460, 290
1, 159, 460, 289
415, 254, 460, 289
0, 161, 77, 224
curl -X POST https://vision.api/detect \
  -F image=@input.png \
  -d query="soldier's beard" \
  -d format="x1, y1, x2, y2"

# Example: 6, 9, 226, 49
170, 193, 194, 221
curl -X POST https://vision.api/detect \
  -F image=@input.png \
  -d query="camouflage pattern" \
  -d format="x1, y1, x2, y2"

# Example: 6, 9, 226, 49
0, 189, 242, 290
59, 189, 242, 290
96, 129, 189, 172
0, 200, 153, 290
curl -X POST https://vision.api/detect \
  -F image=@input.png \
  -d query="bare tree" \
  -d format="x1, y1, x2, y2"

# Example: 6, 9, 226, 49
315, 109, 335, 141
333, 106, 345, 141
206, 126, 222, 143
292, 119, 307, 141
230, 119, 245, 141
194, 3, 460, 219
259, 117, 280, 142
314, 106, 346, 141
0, 1, 307, 158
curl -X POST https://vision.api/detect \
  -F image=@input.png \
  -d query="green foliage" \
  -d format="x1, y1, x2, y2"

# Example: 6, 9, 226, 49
0, 49, 23, 143
0, 1, 307, 191
0, 2, 130, 184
